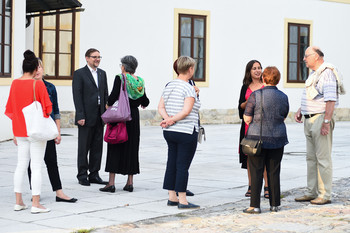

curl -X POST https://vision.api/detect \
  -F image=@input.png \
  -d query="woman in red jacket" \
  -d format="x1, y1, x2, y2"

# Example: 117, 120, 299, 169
5, 50, 52, 214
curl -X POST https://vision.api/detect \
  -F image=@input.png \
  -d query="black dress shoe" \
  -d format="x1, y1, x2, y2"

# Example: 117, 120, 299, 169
99, 185, 116, 193
79, 179, 90, 186
176, 190, 195, 196
56, 196, 78, 203
123, 184, 133, 192
270, 206, 280, 212
243, 207, 261, 214
178, 202, 200, 209
167, 200, 179, 206
89, 176, 108, 185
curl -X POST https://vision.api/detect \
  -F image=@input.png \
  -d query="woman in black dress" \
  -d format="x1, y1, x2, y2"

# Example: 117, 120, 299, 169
100, 55, 149, 193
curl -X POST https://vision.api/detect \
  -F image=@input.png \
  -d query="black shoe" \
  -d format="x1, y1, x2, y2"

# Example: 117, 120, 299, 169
79, 179, 90, 186
89, 176, 108, 185
176, 190, 195, 196
178, 202, 200, 209
167, 200, 179, 206
243, 207, 261, 214
99, 185, 116, 193
270, 206, 280, 212
186, 190, 194, 196
56, 196, 78, 203
123, 184, 133, 192
245, 186, 251, 197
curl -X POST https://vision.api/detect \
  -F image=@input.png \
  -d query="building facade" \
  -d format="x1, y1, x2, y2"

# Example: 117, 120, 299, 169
0, 0, 349, 141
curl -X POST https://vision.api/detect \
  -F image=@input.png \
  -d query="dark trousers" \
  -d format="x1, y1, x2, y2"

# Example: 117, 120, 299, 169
77, 122, 104, 181
249, 147, 284, 208
163, 130, 198, 192
28, 139, 62, 191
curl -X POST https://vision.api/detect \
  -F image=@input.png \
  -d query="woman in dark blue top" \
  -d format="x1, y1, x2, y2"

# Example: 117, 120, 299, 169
243, 66, 289, 214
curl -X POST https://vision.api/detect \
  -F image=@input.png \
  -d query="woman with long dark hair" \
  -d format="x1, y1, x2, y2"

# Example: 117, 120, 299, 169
238, 60, 268, 198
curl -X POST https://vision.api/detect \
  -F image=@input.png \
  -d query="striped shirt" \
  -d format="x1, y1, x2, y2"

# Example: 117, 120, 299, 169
301, 68, 339, 114
162, 79, 201, 134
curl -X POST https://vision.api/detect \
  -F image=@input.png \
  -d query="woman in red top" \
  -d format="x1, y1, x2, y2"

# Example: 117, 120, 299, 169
5, 50, 52, 214
238, 60, 268, 198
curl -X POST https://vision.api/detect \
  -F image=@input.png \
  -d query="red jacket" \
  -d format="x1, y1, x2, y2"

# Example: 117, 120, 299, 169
5, 79, 52, 137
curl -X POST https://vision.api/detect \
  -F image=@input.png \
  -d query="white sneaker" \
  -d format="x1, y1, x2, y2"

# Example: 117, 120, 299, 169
31, 206, 51, 214
14, 204, 28, 211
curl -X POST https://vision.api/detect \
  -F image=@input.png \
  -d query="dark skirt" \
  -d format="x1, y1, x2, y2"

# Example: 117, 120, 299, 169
105, 107, 140, 175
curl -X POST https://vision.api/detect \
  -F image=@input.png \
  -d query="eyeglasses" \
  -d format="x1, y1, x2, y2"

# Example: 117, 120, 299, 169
304, 53, 315, 58
89, 56, 102, 59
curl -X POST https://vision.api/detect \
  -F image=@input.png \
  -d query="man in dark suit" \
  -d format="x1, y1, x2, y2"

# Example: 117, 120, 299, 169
72, 48, 108, 186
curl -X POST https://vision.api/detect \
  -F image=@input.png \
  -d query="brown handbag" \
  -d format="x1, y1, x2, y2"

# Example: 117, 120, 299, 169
240, 89, 263, 156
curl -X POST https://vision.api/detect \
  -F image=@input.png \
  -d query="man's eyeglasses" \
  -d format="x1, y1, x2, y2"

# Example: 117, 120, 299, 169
304, 53, 315, 58
89, 56, 102, 59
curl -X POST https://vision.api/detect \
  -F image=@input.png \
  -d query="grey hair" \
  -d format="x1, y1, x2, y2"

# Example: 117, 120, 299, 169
121, 55, 138, 74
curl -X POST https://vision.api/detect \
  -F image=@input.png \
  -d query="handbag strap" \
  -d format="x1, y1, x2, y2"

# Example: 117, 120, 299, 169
259, 89, 263, 140
120, 74, 127, 91
32, 80, 37, 102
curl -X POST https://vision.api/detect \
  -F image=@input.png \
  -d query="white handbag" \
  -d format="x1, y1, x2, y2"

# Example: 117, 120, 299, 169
22, 80, 58, 141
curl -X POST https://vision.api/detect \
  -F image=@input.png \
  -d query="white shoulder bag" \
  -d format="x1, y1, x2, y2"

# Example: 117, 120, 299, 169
22, 80, 59, 141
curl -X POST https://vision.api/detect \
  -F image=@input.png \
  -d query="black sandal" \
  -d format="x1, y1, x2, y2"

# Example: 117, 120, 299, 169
264, 187, 269, 198
245, 186, 251, 197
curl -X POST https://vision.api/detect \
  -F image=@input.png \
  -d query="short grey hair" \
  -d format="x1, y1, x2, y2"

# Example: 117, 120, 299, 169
176, 56, 196, 74
121, 55, 138, 74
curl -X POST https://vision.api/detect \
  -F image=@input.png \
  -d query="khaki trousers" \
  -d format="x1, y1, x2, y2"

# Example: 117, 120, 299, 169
304, 114, 334, 200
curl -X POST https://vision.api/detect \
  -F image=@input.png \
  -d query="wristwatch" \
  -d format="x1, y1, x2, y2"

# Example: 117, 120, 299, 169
323, 119, 330, 124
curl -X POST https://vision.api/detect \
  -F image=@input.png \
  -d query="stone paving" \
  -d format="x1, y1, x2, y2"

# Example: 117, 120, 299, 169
96, 178, 350, 233
0, 122, 349, 233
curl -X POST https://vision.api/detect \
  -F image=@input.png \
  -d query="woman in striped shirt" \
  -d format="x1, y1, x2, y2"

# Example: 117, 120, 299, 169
158, 56, 201, 209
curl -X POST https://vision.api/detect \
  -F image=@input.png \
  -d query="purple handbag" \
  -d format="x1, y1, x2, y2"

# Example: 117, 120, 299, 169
104, 122, 128, 144
101, 74, 132, 123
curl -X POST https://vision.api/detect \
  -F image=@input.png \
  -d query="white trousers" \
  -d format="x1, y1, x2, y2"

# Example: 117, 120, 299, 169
14, 137, 46, 195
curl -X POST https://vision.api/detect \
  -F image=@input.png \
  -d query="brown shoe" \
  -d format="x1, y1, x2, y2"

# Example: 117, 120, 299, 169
310, 197, 331, 205
295, 195, 316, 202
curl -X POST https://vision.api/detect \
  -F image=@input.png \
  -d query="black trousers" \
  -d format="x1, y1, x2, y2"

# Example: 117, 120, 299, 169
28, 139, 62, 191
249, 147, 284, 208
163, 130, 198, 192
76, 122, 104, 181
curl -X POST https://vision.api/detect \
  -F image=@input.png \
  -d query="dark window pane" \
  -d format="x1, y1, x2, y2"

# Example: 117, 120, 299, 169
5, 16, 10, 44
300, 62, 308, 81
59, 31, 72, 53
4, 45, 10, 73
194, 18, 204, 37
300, 45, 308, 61
289, 26, 298, 44
300, 27, 309, 44
180, 17, 191, 37
195, 59, 203, 79
289, 62, 297, 80
59, 54, 71, 76
194, 38, 204, 59
289, 44, 298, 62
5, 1, 10, 16
42, 53, 55, 76
43, 30, 56, 53
0, 17, 2, 42
180, 38, 191, 56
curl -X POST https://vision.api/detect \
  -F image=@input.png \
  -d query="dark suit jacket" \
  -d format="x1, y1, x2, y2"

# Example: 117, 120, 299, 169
72, 65, 108, 127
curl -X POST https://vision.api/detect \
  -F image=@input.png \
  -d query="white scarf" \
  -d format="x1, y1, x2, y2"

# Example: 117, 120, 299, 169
305, 62, 346, 100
